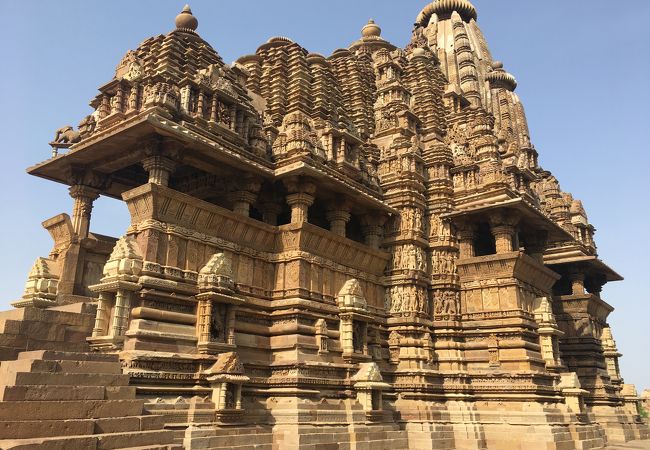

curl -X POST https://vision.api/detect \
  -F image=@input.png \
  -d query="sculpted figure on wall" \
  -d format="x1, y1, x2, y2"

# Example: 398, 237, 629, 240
434, 290, 459, 317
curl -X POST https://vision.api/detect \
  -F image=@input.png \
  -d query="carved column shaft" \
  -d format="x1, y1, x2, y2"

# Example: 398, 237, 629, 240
362, 225, 383, 249
92, 292, 112, 337
361, 214, 386, 249
260, 202, 282, 226
526, 230, 548, 263
491, 224, 516, 253
226, 307, 236, 345
142, 155, 176, 186
340, 319, 354, 354
569, 272, 586, 295
286, 192, 314, 224
197, 298, 212, 344
111, 289, 131, 337
69, 185, 100, 239
457, 228, 477, 258
235, 384, 243, 409
326, 209, 351, 237
230, 191, 257, 217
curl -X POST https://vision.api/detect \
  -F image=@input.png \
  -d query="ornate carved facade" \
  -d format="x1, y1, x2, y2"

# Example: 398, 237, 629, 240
1, 2, 647, 449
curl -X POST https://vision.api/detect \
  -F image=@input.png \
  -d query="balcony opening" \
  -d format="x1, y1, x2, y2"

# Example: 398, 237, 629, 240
474, 222, 496, 256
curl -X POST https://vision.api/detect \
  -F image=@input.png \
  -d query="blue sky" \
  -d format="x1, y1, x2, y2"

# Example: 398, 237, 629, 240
0, 1, 648, 390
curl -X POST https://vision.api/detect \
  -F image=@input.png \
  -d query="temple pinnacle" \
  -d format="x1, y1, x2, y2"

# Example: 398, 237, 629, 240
175, 4, 198, 31
361, 19, 381, 38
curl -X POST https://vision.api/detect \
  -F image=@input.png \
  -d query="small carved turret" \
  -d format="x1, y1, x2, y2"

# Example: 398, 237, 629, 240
12, 258, 60, 308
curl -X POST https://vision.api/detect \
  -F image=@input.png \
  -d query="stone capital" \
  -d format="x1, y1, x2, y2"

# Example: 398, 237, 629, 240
487, 210, 520, 228
283, 176, 316, 196
142, 154, 177, 173
229, 190, 258, 216
286, 192, 315, 224
326, 206, 352, 237
68, 184, 101, 203
67, 167, 111, 191
286, 192, 315, 208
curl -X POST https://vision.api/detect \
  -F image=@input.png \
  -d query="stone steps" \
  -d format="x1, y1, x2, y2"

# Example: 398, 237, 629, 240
17, 349, 119, 362
0, 305, 96, 361
4, 371, 130, 386
0, 348, 175, 449
183, 425, 274, 449
0, 429, 176, 450
0, 358, 122, 374
0, 384, 135, 401
188, 437, 275, 450
0, 399, 146, 420
0, 415, 167, 439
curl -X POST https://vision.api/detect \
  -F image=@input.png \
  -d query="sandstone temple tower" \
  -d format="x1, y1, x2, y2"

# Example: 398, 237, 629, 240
0, 2, 647, 449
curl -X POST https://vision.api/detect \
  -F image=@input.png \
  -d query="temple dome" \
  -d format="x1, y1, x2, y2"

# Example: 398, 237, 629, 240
416, 0, 477, 26
361, 19, 381, 38
175, 5, 198, 32
349, 18, 395, 52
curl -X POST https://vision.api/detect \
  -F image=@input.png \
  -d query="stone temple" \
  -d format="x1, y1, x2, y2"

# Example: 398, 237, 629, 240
0, 1, 647, 449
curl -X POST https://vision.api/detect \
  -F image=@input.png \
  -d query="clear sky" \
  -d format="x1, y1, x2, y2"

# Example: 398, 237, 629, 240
0, 1, 648, 391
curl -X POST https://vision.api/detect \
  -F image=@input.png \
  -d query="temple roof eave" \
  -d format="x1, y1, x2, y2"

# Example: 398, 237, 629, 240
29, 112, 393, 215
28, 113, 275, 200
544, 247, 623, 282
274, 161, 396, 215
443, 191, 575, 243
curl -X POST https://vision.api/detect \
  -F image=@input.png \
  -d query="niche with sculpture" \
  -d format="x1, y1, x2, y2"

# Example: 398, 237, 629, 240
196, 253, 245, 354
337, 279, 375, 362
88, 235, 143, 351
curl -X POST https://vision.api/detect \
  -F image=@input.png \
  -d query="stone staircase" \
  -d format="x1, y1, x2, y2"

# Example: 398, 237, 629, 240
0, 303, 96, 361
182, 422, 407, 450
182, 425, 274, 450
0, 349, 180, 449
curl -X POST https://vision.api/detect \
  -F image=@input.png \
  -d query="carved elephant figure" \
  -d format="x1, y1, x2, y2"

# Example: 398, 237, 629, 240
53, 125, 81, 144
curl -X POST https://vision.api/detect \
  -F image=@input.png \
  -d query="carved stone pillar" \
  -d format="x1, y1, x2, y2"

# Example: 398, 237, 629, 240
142, 137, 182, 186
142, 155, 176, 186
92, 292, 112, 337
226, 308, 236, 345
286, 193, 314, 224
525, 230, 548, 263
488, 212, 520, 254
326, 206, 351, 237
456, 222, 477, 258
260, 202, 282, 226
230, 191, 257, 217
284, 178, 316, 224
361, 214, 386, 249
68, 185, 100, 239
229, 177, 262, 217
111, 289, 131, 337
197, 298, 213, 345
585, 274, 605, 298
569, 271, 586, 295
315, 319, 329, 354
